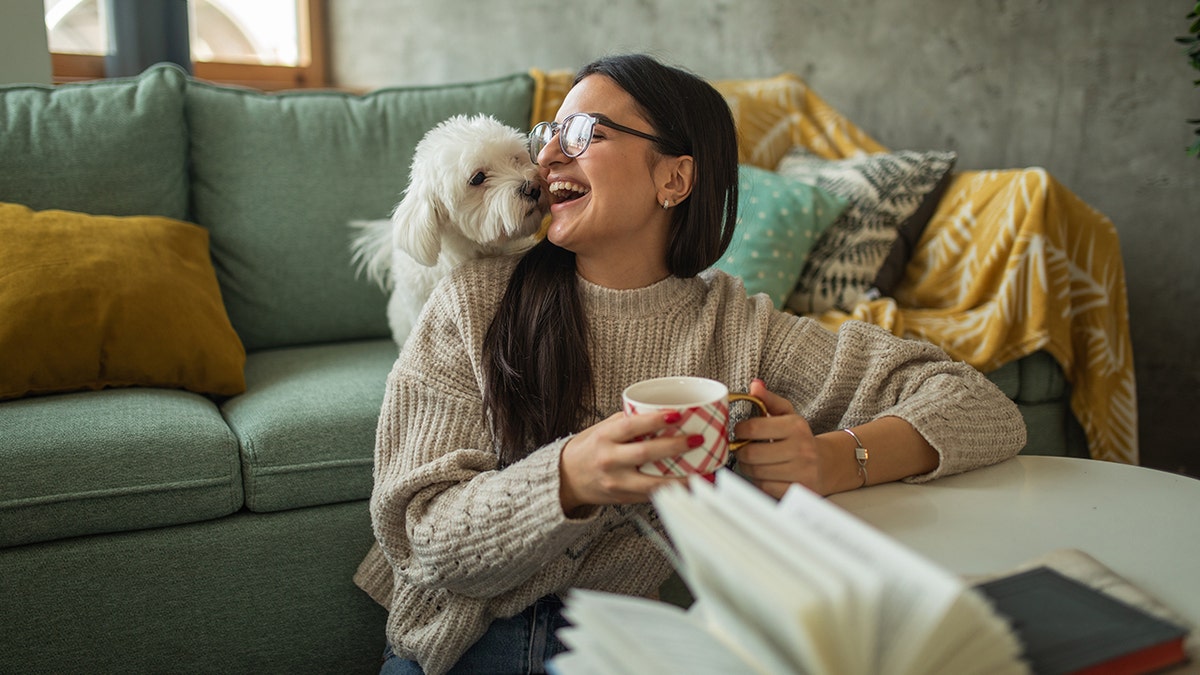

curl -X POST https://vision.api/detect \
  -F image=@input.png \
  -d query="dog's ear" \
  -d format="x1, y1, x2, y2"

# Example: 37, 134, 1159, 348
390, 181, 447, 267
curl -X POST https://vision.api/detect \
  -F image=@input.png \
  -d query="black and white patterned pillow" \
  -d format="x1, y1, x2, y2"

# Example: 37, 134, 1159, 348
777, 148, 956, 314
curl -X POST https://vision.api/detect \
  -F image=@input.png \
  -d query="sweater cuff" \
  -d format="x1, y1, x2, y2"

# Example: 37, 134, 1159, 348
890, 379, 1026, 483
505, 435, 601, 531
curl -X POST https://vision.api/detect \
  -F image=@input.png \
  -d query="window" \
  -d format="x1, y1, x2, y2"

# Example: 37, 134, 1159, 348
43, 0, 328, 90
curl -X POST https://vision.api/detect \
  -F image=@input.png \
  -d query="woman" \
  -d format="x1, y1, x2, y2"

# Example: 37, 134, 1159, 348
355, 53, 1025, 674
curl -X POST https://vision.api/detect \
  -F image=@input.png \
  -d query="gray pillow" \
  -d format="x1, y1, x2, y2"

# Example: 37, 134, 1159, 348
778, 148, 956, 314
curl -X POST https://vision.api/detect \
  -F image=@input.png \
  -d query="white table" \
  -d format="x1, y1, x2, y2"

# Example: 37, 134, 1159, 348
829, 456, 1200, 630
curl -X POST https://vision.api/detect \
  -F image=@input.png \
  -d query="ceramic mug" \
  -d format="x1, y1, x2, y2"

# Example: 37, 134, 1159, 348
621, 376, 768, 478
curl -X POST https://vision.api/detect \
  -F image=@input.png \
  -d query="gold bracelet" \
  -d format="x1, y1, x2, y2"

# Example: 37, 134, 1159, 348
842, 428, 869, 488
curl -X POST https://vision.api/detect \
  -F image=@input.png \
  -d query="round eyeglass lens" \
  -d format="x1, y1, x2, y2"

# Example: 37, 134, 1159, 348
529, 122, 551, 162
561, 114, 595, 157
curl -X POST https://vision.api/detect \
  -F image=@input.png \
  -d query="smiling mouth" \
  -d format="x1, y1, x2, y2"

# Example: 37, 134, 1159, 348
549, 180, 589, 205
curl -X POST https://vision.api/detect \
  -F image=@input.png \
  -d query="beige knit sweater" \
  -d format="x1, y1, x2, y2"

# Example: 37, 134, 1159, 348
353, 255, 1026, 674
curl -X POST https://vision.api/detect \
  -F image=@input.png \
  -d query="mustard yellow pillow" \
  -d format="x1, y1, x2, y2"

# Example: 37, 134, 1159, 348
0, 202, 246, 400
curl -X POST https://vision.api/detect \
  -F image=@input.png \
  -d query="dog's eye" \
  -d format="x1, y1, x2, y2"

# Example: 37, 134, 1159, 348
469, 171, 487, 186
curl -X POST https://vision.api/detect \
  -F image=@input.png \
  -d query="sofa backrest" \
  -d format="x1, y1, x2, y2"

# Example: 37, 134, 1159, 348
0, 64, 189, 220
0, 64, 536, 353
187, 73, 535, 351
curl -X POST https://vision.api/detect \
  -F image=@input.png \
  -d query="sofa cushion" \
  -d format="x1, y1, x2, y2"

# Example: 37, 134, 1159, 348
713, 165, 848, 308
0, 63, 188, 220
986, 352, 1085, 457
985, 359, 1021, 400
0, 202, 245, 401
220, 339, 397, 512
1016, 400, 1088, 458
1013, 350, 1068, 404
0, 388, 243, 548
187, 74, 536, 352
985, 351, 1069, 405
0, 502, 385, 673
778, 148, 957, 314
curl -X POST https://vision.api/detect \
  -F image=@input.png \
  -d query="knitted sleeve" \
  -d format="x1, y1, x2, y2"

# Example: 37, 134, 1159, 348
367, 268, 598, 599
754, 310, 1026, 481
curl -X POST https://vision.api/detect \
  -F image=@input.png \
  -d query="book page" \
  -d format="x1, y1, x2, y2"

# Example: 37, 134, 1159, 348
553, 590, 757, 674
901, 590, 1029, 675
654, 482, 838, 674
706, 471, 883, 670
776, 482, 1024, 675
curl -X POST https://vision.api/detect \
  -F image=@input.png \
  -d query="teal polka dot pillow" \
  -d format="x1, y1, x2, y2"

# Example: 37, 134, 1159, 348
714, 165, 849, 308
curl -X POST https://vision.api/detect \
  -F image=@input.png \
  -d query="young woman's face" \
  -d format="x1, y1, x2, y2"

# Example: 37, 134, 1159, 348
538, 75, 673, 284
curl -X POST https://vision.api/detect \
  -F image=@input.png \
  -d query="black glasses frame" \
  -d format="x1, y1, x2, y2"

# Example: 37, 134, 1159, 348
529, 112, 667, 164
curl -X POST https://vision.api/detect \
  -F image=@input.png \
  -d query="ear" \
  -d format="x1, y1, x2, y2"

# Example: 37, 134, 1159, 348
390, 179, 446, 267
656, 155, 695, 206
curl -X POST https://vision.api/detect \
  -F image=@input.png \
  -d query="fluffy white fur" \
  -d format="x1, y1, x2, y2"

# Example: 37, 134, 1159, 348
351, 114, 546, 347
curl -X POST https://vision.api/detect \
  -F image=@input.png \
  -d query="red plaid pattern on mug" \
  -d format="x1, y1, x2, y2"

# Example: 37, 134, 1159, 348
624, 400, 730, 477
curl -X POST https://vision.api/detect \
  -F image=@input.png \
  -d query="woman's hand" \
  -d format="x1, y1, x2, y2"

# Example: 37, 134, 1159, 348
558, 411, 694, 516
732, 380, 846, 498
733, 379, 940, 498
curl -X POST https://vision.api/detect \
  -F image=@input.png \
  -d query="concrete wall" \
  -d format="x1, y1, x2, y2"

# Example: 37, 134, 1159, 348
0, 0, 52, 85
331, 0, 1200, 474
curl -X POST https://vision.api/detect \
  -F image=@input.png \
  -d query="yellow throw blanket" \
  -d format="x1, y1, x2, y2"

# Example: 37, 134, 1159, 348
529, 70, 1137, 465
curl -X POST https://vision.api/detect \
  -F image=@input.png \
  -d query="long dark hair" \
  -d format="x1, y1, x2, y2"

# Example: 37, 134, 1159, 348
483, 54, 740, 466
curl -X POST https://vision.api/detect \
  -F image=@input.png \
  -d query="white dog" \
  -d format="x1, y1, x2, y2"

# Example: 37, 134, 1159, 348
351, 113, 546, 347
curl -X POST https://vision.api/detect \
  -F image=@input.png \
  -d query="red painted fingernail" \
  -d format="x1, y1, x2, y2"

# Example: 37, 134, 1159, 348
663, 411, 682, 424
687, 434, 705, 448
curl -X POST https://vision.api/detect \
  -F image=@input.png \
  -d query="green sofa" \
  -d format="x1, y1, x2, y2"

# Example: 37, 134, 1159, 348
0, 64, 1085, 674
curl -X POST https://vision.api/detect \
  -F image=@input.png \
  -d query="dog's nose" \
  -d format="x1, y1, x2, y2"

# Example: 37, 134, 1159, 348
520, 181, 541, 202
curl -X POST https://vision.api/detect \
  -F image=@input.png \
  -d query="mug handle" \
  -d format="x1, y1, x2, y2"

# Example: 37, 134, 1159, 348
728, 393, 768, 451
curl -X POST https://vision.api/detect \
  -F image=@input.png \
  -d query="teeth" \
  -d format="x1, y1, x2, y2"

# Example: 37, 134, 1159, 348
550, 180, 589, 199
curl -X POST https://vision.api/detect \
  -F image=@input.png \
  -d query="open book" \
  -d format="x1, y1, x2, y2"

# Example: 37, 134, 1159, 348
551, 470, 1027, 675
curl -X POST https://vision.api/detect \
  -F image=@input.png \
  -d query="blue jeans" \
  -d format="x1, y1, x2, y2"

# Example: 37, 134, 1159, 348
381, 595, 570, 675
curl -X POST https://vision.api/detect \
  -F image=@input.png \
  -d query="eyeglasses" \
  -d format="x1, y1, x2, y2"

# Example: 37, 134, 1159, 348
528, 112, 667, 164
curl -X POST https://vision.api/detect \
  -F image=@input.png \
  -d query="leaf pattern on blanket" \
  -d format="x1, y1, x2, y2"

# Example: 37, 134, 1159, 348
832, 170, 1137, 464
